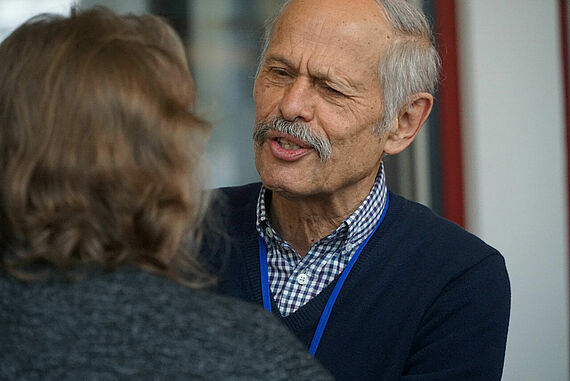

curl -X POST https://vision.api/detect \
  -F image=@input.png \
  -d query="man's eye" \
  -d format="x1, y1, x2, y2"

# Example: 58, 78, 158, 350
271, 68, 290, 77
322, 84, 343, 96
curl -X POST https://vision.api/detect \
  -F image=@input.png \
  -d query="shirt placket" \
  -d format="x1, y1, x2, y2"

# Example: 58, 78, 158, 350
276, 245, 315, 315
277, 233, 346, 315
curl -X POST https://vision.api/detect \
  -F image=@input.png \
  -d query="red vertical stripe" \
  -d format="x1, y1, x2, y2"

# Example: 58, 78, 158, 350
434, 0, 465, 227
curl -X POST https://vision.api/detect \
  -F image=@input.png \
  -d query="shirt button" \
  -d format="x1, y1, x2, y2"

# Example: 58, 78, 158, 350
297, 273, 309, 285
265, 227, 273, 239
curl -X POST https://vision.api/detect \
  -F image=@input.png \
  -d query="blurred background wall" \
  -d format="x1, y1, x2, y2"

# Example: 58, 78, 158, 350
0, 0, 568, 379
456, 2, 569, 380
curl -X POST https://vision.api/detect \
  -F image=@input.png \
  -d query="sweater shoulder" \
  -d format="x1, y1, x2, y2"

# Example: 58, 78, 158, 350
218, 182, 262, 206
385, 192, 502, 266
1, 268, 332, 380
209, 182, 261, 234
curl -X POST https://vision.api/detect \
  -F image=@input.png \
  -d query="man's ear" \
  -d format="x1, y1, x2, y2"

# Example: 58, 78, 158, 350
383, 92, 433, 155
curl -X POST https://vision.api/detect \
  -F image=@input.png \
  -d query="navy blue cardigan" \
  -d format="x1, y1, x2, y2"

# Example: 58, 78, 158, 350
205, 183, 510, 381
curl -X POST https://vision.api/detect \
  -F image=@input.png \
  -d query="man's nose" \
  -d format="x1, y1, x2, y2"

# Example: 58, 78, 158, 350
279, 77, 315, 122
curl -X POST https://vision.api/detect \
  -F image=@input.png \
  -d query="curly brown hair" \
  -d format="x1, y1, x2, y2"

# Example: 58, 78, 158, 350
0, 7, 214, 285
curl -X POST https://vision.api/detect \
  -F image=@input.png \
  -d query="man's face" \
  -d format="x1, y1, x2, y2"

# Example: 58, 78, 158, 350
253, 0, 393, 201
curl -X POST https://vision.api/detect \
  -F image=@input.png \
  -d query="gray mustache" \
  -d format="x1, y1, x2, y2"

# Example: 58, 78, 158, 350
253, 117, 332, 162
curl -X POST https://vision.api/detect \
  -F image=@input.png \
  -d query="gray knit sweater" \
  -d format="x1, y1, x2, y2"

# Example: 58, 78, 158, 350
0, 266, 332, 380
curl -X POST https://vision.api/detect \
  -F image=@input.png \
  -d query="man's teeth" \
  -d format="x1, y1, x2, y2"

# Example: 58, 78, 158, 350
277, 138, 302, 150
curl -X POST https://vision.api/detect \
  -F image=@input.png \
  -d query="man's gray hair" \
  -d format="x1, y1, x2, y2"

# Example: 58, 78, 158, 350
256, 0, 441, 134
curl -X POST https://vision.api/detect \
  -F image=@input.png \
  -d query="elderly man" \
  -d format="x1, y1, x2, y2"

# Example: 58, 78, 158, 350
207, 0, 510, 379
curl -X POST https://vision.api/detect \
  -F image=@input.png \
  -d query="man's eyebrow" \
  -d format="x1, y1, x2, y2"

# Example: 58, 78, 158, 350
313, 71, 366, 92
264, 54, 365, 92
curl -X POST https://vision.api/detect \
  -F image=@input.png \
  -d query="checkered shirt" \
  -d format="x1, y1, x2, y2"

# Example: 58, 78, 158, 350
256, 164, 388, 316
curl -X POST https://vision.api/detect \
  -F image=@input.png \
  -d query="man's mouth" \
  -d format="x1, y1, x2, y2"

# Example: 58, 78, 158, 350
276, 137, 305, 150
266, 134, 312, 162
253, 117, 332, 162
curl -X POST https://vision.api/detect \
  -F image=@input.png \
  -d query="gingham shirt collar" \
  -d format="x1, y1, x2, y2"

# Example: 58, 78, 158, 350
256, 163, 388, 316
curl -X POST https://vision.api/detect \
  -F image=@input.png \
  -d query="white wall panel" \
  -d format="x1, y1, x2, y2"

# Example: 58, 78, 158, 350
458, 1, 569, 379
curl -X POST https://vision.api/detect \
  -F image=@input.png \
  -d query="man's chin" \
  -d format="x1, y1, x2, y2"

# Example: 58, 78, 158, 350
260, 178, 318, 201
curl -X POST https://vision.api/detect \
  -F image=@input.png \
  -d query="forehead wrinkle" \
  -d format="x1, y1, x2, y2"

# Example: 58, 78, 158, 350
289, 33, 378, 92
267, 0, 389, 93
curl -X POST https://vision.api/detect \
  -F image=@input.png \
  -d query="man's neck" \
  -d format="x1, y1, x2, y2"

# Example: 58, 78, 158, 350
269, 176, 377, 257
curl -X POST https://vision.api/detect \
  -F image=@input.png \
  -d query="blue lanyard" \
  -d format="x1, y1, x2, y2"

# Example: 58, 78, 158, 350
258, 193, 389, 356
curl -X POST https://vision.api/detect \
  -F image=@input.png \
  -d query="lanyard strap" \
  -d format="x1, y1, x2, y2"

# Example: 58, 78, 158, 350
258, 193, 389, 356
258, 235, 272, 313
